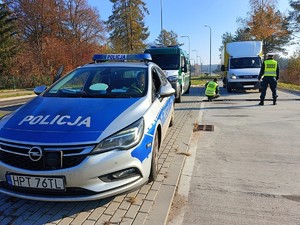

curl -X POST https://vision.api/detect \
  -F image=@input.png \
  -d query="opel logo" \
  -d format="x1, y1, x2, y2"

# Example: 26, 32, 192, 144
28, 147, 43, 162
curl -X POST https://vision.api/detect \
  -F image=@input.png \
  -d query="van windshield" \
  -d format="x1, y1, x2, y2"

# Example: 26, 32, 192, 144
150, 54, 180, 70
230, 57, 261, 69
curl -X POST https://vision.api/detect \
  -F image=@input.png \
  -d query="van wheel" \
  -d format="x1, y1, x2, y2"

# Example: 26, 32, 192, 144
175, 89, 182, 103
149, 132, 159, 182
223, 78, 226, 88
185, 82, 191, 94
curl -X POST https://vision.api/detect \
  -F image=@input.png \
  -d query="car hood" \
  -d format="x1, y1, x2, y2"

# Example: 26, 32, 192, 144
0, 96, 149, 145
164, 70, 179, 77
229, 68, 260, 75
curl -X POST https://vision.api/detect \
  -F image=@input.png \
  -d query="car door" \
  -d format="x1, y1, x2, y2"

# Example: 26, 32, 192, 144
151, 66, 174, 140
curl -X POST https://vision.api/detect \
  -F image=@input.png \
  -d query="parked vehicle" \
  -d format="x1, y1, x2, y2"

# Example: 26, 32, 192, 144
144, 45, 191, 103
221, 41, 263, 93
0, 54, 175, 201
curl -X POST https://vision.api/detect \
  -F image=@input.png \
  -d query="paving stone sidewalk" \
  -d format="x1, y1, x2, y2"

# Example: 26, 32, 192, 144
0, 86, 202, 225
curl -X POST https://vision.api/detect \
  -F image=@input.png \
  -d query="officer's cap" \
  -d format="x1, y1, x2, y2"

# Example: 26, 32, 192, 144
266, 53, 275, 58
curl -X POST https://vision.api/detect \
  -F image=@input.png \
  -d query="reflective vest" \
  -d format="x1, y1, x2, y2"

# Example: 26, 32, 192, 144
205, 81, 218, 96
263, 59, 278, 77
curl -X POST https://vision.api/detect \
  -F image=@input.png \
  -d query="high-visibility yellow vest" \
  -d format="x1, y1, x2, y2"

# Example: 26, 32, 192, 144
263, 59, 278, 77
205, 81, 218, 96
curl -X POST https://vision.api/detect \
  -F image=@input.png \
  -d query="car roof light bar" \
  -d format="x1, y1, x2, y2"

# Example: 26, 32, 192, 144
92, 53, 152, 62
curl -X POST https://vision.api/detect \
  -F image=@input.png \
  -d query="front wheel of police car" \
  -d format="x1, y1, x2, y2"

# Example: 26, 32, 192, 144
149, 132, 159, 182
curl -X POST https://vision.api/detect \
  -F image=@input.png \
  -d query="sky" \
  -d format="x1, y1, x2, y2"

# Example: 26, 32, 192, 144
87, 0, 294, 65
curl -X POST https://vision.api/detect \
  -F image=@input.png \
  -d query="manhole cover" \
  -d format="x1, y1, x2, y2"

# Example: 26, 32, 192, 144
196, 125, 214, 131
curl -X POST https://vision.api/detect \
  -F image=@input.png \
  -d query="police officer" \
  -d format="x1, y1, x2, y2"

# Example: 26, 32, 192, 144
128, 71, 145, 94
258, 53, 280, 105
205, 78, 220, 102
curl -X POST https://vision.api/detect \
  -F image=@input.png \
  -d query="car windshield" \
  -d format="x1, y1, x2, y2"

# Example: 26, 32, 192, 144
150, 54, 180, 70
43, 67, 148, 98
230, 57, 262, 69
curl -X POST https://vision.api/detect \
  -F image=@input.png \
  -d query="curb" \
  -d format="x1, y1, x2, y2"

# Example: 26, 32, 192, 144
145, 112, 195, 225
0, 94, 36, 102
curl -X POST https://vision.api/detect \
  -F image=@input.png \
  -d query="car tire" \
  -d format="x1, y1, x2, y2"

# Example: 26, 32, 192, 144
169, 107, 175, 127
149, 132, 159, 182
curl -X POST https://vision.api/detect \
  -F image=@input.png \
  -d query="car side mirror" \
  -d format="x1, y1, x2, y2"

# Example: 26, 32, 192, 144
33, 85, 47, 95
53, 65, 64, 83
159, 85, 175, 97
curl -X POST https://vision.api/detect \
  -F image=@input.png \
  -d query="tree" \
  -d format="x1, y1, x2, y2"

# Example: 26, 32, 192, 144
64, 0, 106, 66
219, 32, 234, 52
155, 29, 179, 46
219, 27, 252, 54
107, 0, 149, 53
0, 3, 17, 77
246, 0, 292, 57
289, 0, 300, 33
3, 0, 106, 87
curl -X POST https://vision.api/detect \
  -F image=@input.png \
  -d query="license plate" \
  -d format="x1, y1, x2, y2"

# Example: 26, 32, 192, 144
6, 173, 65, 191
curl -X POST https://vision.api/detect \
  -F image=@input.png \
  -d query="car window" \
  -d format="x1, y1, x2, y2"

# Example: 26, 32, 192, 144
155, 66, 168, 86
44, 67, 148, 98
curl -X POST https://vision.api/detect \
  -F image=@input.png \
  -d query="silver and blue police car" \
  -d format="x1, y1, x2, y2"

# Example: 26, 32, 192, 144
0, 54, 175, 201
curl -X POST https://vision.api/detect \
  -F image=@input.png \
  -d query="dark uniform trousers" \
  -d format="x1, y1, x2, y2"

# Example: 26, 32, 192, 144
260, 76, 278, 101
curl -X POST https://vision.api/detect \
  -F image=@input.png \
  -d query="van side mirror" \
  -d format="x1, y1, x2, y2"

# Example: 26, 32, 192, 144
182, 65, 188, 73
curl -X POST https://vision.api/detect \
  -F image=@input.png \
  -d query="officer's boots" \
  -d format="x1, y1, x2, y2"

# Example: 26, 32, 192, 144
259, 101, 264, 105
273, 97, 277, 105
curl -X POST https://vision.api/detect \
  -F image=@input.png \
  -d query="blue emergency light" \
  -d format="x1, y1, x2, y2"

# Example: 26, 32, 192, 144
92, 53, 152, 62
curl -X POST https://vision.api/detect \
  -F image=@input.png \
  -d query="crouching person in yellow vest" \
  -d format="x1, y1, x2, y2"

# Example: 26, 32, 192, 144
205, 78, 220, 102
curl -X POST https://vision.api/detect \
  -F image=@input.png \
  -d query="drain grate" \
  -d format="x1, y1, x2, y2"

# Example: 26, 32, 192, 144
196, 125, 214, 132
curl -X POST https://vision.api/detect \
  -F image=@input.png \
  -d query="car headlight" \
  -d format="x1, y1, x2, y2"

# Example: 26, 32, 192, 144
167, 75, 178, 82
92, 118, 144, 153
230, 73, 237, 79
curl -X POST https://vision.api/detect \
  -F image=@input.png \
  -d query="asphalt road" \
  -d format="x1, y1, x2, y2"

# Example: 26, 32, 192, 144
168, 86, 300, 225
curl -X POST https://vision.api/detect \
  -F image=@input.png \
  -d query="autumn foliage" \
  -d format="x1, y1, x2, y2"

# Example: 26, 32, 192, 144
1, 0, 106, 88
281, 54, 300, 85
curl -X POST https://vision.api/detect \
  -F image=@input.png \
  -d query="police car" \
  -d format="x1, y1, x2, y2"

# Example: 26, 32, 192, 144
0, 54, 175, 201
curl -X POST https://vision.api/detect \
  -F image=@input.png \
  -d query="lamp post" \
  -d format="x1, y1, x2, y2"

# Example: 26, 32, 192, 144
204, 25, 212, 75
180, 35, 190, 58
160, 0, 164, 45
160, 0, 163, 32
197, 56, 202, 75
192, 50, 198, 75
192, 50, 198, 64
190, 58, 195, 75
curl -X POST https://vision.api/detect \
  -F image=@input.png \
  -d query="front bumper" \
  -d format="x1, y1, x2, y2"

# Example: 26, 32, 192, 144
227, 80, 261, 90
0, 144, 151, 202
